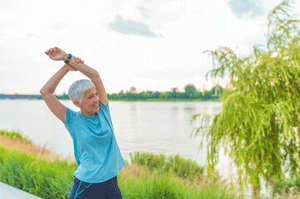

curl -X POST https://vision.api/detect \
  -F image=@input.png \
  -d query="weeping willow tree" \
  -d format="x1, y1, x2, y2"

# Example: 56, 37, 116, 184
191, 0, 300, 198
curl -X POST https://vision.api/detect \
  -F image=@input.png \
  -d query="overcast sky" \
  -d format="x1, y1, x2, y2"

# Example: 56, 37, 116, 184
1, 0, 299, 95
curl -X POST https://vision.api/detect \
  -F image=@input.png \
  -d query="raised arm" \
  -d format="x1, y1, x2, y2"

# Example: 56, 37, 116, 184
40, 64, 71, 123
40, 51, 83, 123
45, 47, 108, 105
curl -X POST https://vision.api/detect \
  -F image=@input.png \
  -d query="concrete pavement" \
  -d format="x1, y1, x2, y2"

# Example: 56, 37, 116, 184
0, 182, 42, 199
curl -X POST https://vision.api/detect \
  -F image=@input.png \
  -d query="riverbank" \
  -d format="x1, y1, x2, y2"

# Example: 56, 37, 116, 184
0, 130, 59, 160
0, 130, 241, 199
1, 130, 299, 198
0, 144, 240, 199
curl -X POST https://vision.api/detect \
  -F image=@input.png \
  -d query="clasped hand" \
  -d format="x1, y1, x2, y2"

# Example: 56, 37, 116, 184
45, 47, 84, 71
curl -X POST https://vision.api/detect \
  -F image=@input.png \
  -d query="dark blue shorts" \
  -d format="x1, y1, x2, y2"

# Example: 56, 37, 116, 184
68, 175, 123, 199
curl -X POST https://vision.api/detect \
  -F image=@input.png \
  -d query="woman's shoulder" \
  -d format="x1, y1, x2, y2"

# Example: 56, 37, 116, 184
64, 107, 81, 124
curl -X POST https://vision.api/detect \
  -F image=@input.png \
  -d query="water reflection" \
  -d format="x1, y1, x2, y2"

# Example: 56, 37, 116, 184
171, 107, 179, 111
129, 106, 136, 111
184, 107, 197, 112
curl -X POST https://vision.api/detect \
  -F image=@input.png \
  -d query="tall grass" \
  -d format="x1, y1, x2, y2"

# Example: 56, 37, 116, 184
0, 130, 242, 198
119, 162, 241, 199
0, 146, 242, 199
0, 146, 76, 198
130, 152, 204, 181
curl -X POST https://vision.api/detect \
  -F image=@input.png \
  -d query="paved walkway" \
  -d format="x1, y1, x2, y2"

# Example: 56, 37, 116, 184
0, 182, 42, 199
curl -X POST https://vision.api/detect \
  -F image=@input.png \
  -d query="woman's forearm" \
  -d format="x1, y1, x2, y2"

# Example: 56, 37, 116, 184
40, 64, 70, 94
62, 54, 99, 79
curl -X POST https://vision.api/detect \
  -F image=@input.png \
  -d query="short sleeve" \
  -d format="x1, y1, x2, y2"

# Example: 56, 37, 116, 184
98, 101, 113, 126
63, 107, 77, 125
99, 101, 109, 112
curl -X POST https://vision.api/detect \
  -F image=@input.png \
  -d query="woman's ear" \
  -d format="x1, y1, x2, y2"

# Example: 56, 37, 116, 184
73, 100, 81, 108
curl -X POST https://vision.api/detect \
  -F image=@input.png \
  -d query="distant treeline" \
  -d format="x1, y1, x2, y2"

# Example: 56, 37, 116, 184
106, 84, 224, 101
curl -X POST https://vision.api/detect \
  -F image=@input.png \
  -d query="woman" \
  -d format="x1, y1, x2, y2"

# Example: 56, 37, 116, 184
40, 47, 125, 199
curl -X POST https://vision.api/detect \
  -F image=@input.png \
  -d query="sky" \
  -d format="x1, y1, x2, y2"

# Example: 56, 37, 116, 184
1, 0, 299, 95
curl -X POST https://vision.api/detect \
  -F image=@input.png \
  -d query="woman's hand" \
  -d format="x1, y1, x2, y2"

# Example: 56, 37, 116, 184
45, 47, 68, 61
45, 47, 84, 71
73, 56, 84, 64
67, 56, 84, 71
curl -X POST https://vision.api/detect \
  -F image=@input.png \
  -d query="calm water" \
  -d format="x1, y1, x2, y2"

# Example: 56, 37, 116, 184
0, 100, 235, 177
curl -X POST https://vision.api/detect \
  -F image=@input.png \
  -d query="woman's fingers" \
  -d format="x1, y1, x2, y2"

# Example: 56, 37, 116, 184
46, 47, 59, 53
45, 48, 53, 56
74, 56, 84, 64
45, 48, 58, 60
45, 48, 51, 54
76, 58, 83, 63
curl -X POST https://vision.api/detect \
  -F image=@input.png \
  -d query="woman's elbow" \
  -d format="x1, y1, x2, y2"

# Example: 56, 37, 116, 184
40, 89, 45, 95
91, 70, 100, 78
40, 88, 50, 95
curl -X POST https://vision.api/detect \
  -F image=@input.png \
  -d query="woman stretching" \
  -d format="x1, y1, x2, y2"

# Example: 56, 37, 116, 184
40, 47, 125, 199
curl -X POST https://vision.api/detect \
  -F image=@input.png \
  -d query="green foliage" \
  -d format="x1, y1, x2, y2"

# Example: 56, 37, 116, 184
130, 152, 204, 181
191, 0, 300, 197
120, 168, 241, 199
120, 170, 187, 199
271, 176, 300, 197
0, 146, 76, 198
184, 84, 197, 98
0, 129, 32, 144
0, 146, 240, 199
107, 85, 223, 101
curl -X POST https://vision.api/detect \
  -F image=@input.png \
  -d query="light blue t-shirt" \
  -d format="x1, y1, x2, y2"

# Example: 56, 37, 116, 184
63, 101, 125, 183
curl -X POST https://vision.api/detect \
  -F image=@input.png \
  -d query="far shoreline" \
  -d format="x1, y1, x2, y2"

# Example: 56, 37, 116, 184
0, 99, 221, 102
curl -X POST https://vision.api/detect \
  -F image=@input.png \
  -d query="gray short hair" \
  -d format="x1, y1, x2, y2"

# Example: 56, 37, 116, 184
68, 79, 95, 103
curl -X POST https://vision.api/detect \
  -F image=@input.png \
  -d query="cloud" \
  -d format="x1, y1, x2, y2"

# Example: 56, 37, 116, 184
134, 65, 207, 80
0, 32, 8, 36
26, 33, 40, 39
48, 22, 67, 31
0, 20, 15, 27
138, 6, 151, 19
228, 0, 264, 18
108, 15, 157, 37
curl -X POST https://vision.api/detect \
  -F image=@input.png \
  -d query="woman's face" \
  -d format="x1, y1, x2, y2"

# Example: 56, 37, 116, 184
76, 86, 100, 117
